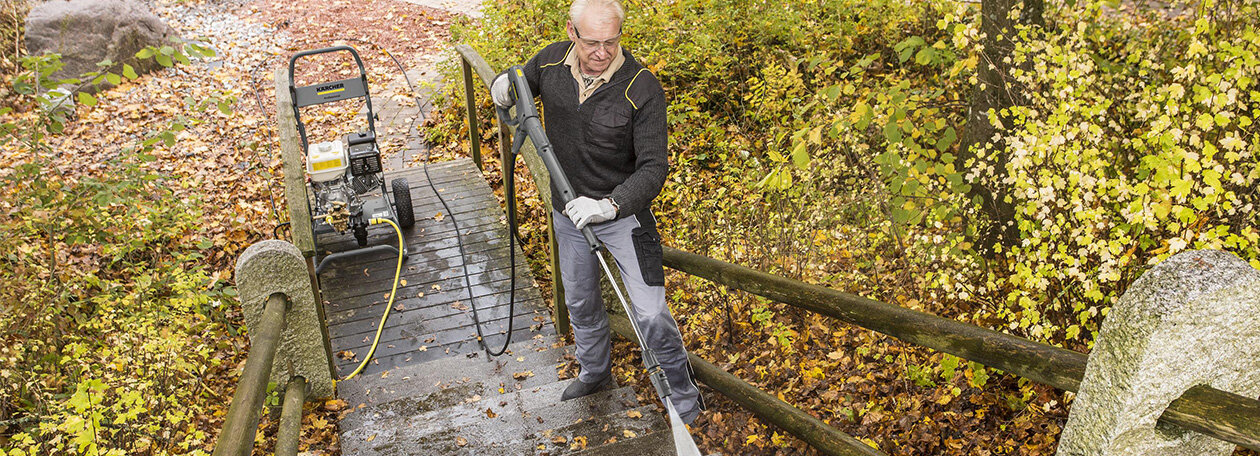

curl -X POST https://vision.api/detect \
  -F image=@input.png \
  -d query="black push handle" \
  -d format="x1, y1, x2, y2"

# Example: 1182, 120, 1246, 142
287, 45, 376, 151
499, 65, 602, 252
287, 45, 369, 88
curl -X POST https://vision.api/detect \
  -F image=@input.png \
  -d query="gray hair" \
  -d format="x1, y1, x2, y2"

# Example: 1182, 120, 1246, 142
569, 0, 625, 26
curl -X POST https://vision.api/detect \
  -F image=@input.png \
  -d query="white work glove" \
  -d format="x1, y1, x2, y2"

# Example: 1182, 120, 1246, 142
491, 74, 514, 108
565, 197, 617, 230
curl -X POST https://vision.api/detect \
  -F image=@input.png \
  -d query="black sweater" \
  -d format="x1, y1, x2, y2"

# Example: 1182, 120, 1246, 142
521, 41, 669, 218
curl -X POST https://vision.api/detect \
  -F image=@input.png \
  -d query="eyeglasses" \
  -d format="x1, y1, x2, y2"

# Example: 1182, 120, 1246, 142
574, 27, 622, 51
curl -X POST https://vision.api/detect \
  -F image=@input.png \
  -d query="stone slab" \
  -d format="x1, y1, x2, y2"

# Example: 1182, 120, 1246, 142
235, 240, 334, 398
1057, 250, 1260, 455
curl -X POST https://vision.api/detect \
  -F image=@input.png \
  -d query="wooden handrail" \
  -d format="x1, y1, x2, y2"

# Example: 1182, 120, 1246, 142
661, 246, 1260, 450
275, 376, 308, 456
455, 43, 496, 170
454, 44, 570, 336
610, 314, 886, 456
213, 292, 290, 456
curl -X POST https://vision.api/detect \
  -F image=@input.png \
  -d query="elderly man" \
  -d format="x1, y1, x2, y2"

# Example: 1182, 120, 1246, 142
490, 0, 704, 424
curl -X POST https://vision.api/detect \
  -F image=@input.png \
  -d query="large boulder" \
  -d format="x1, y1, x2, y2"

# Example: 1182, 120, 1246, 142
25, 0, 179, 86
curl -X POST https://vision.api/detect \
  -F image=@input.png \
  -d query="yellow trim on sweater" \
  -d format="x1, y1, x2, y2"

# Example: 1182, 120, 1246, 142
624, 69, 648, 110
540, 43, 573, 69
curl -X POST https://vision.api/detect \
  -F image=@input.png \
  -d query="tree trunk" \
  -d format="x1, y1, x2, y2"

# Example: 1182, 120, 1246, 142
959, 0, 1043, 255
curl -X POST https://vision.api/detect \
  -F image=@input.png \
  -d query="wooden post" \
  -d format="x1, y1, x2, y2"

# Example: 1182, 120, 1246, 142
275, 68, 316, 258
275, 376, 308, 456
462, 58, 482, 171
212, 293, 287, 456
548, 210, 568, 336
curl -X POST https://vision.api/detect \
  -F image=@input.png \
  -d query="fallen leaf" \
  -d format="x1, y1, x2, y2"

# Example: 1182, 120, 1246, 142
626, 410, 642, 419
513, 370, 534, 380
485, 407, 498, 418
569, 436, 588, 450
456, 436, 467, 446
622, 429, 637, 438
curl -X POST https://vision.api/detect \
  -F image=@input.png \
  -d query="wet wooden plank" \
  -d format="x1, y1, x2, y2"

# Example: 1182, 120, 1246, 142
320, 158, 552, 381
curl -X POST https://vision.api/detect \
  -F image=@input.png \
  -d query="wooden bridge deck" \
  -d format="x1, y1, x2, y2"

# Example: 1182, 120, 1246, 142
315, 158, 674, 455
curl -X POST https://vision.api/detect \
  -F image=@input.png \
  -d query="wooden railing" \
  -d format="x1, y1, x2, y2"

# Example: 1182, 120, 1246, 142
455, 43, 1260, 455
212, 293, 308, 456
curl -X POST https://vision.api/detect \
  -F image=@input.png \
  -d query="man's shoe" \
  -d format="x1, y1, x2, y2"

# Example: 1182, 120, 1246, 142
561, 375, 610, 401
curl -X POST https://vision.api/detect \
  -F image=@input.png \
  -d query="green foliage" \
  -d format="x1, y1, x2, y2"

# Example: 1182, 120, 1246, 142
1, 41, 230, 455
971, 3, 1260, 346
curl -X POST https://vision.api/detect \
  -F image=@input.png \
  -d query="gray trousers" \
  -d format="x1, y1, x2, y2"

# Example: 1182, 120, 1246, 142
552, 209, 703, 423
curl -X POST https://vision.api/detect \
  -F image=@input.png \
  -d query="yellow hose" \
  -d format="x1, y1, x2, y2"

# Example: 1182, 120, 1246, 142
338, 217, 405, 382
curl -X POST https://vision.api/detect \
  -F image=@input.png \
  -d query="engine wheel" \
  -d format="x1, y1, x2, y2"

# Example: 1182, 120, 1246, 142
392, 178, 415, 229
354, 224, 368, 247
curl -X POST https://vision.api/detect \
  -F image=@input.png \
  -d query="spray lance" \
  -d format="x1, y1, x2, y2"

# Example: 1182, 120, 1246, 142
496, 66, 702, 456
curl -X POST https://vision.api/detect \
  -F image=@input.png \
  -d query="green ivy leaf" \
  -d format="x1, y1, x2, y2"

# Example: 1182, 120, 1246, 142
155, 55, 173, 68
77, 92, 97, 107
122, 64, 139, 80
915, 47, 936, 65
936, 127, 956, 151
791, 141, 809, 170
884, 122, 902, 143
135, 47, 154, 59
105, 73, 121, 85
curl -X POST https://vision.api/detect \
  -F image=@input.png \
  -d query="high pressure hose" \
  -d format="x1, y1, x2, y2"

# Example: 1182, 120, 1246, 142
339, 217, 405, 382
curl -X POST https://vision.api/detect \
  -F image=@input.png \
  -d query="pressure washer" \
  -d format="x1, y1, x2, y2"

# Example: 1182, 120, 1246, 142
283, 41, 517, 381
285, 45, 417, 381
287, 46, 415, 274
496, 65, 702, 456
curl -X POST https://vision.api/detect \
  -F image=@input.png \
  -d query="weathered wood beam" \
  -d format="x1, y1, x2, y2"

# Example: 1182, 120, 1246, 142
608, 314, 885, 456
663, 246, 1085, 390
275, 376, 307, 456
275, 68, 315, 257
661, 246, 1260, 451
212, 293, 288, 456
